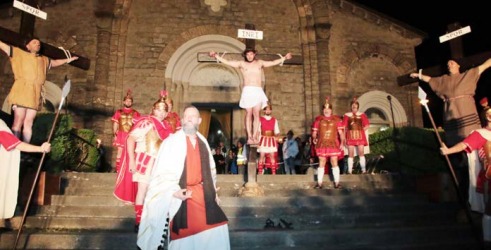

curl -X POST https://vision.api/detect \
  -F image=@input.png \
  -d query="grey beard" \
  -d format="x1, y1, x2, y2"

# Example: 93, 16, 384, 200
183, 125, 198, 135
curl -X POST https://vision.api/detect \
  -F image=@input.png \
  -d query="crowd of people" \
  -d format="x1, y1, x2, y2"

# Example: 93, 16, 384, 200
207, 97, 370, 183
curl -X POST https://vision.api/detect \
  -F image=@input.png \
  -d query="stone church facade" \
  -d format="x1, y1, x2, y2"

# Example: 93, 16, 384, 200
0, 0, 424, 161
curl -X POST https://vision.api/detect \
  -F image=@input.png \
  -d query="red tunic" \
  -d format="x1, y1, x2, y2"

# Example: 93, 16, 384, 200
312, 115, 344, 158
113, 116, 171, 204
111, 108, 141, 147
258, 116, 278, 153
171, 137, 227, 240
342, 112, 369, 146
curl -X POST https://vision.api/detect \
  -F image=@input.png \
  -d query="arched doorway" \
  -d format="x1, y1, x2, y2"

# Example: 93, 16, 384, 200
357, 90, 408, 134
165, 34, 251, 147
193, 102, 241, 153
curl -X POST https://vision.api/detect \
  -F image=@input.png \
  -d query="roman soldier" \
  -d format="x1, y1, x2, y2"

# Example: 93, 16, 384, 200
257, 102, 280, 175
114, 90, 172, 232
441, 106, 491, 244
342, 96, 370, 174
163, 91, 181, 133
111, 89, 140, 172
312, 97, 345, 189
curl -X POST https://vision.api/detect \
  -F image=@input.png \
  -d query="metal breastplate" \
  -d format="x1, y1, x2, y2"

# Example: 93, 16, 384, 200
317, 117, 339, 148
145, 128, 163, 157
348, 115, 363, 140
119, 110, 135, 132
348, 115, 363, 130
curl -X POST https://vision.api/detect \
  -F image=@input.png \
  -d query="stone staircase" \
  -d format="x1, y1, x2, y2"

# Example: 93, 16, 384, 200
0, 172, 482, 250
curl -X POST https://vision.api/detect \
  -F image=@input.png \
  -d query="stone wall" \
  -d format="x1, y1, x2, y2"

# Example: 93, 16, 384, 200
0, 0, 423, 165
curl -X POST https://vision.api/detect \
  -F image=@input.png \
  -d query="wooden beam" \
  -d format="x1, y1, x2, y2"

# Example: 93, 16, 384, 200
447, 22, 464, 60
398, 22, 489, 86
0, 26, 90, 70
245, 23, 255, 50
397, 51, 491, 86
197, 52, 303, 65
19, 0, 38, 37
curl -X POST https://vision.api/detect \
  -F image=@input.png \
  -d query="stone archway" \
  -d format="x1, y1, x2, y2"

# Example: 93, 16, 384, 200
357, 90, 408, 133
164, 34, 247, 110
164, 34, 254, 140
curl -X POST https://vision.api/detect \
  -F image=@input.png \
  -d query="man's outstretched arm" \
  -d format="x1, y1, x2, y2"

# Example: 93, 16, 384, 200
262, 52, 292, 67
478, 58, 491, 75
209, 51, 241, 68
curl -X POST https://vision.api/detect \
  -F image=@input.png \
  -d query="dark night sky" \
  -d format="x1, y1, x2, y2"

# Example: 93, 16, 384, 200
352, 1, 490, 128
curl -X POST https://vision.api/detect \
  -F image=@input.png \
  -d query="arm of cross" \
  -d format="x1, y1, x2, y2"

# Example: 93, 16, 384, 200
397, 65, 446, 86
0, 26, 90, 70
198, 52, 303, 65
397, 51, 491, 86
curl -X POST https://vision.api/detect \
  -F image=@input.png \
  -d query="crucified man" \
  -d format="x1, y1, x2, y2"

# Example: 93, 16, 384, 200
209, 48, 291, 145
0, 38, 78, 143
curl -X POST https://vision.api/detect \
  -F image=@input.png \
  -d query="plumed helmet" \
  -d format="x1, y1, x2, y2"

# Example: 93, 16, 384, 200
159, 89, 173, 106
323, 96, 332, 110
350, 96, 359, 107
123, 89, 133, 102
153, 90, 169, 112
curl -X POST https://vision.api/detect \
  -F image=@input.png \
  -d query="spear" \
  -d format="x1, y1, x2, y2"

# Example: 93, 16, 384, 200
13, 78, 71, 249
417, 87, 481, 243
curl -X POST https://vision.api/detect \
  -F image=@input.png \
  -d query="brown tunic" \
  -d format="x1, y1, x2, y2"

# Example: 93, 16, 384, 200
429, 67, 481, 146
7, 47, 50, 112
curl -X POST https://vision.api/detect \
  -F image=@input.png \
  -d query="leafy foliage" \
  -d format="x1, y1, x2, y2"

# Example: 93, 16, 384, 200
30, 112, 99, 173
368, 127, 447, 174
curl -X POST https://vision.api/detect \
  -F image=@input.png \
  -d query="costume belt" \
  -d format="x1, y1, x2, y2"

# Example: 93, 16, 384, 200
187, 182, 203, 187
443, 95, 473, 102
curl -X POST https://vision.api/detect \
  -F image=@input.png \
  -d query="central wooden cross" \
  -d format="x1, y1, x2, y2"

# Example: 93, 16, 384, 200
197, 24, 303, 65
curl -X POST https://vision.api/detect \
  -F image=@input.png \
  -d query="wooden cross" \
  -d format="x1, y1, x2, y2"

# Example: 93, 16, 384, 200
397, 22, 490, 86
0, 0, 90, 70
197, 23, 303, 65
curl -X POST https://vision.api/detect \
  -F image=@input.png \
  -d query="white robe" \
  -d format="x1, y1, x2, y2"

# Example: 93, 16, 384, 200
137, 130, 230, 250
0, 119, 21, 219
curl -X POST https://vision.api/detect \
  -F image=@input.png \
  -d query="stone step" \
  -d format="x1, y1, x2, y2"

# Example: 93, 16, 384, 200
49, 193, 428, 207
62, 180, 399, 196
17, 205, 458, 231
0, 225, 478, 249
20, 198, 456, 229
0, 172, 469, 249
36, 197, 436, 217
61, 172, 398, 188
